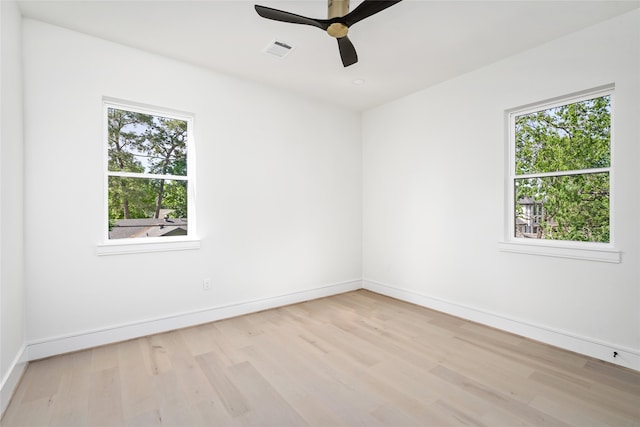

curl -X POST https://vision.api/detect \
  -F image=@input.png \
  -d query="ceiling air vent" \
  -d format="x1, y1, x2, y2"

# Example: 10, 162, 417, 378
263, 39, 294, 59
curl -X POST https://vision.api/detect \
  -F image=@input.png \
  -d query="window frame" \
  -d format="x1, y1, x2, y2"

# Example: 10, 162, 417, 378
97, 98, 199, 255
499, 85, 620, 263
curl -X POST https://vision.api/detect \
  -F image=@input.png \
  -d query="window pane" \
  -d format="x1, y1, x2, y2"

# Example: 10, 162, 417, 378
514, 172, 609, 242
107, 108, 188, 176
108, 176, 188, 239
515, 96, 610, 175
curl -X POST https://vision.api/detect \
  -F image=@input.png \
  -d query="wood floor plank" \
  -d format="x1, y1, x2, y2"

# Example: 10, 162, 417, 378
192, 399, 237, 427
430, 365, 570, 427
20, 354, 65, 404
143, 333, 175, 376
529, 394, 635, 427
90, 344, 119, 372
430, 399, 492, 427
195, 352, 250, 418
226, 361, 309, 426
3, 290, 639, 427
87, 366, 124, 427
178, 324, 219, 357
117, 339, 155, 422
290, 395, 354, 427
2, 396, 54, 427
149, 369, 202, 427
529, 370, 639, 422
583, 359, 640, 395
47, 350, 92, 427
123, 409, 162, 427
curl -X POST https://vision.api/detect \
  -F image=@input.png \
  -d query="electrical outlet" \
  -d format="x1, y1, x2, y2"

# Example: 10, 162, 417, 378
203, 278, 212, 291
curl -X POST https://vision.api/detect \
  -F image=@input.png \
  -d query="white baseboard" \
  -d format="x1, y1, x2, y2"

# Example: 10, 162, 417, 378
0, 344, 27, 417
15, 276, 640, 395
363, 279, 640, 372
26, 279, 362, 361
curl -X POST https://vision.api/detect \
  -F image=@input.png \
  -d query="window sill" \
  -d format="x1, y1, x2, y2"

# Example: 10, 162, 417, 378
96, 238, 200, 256
498, 241, 620, 263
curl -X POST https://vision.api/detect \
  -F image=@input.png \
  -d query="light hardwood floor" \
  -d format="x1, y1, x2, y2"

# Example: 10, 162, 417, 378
2, 290, 639, 426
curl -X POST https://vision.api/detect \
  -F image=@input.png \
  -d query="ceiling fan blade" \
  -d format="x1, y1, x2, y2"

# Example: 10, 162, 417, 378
343, 0, 402, 27
254, 5, 329, 30
337, 36, 358, 67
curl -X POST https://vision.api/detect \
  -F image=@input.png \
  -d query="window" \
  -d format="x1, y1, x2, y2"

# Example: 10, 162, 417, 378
501, 86, 619, 262
100, 99, 197, 254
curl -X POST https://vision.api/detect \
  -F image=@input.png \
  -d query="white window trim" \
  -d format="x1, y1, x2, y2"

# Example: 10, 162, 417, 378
98, 97, 199, 256
96, 238, 200, 256
500, 85, 620, 263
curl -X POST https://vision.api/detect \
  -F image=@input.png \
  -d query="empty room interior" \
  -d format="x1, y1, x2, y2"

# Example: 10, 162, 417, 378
1, 0, 639, 425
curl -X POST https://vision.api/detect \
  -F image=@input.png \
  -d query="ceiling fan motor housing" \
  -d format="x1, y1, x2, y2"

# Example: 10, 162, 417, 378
327, 23, 349, 38
327, 0, 350, 37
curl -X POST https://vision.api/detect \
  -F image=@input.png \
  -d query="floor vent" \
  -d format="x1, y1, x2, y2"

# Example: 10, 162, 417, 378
263, 39, 294, 58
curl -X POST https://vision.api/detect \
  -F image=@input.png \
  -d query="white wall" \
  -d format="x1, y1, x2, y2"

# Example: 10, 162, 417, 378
363, 10, 640, 370
0, 0, 27, 414
21, 20, 362, 356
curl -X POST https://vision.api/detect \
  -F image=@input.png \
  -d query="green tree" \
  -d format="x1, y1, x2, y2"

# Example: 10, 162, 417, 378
108, 109, 147, 219
162, 180, 188, 218
107, 108, 188, 224
514, 96, 610, 242
138, 116, 188, 219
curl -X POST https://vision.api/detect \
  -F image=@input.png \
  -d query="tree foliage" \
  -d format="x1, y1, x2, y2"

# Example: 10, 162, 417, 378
107, 108, 188, 222
514, 95, 610, 242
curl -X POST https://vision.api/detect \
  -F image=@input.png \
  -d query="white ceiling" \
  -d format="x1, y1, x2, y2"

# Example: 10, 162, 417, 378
17, 0, 640, 111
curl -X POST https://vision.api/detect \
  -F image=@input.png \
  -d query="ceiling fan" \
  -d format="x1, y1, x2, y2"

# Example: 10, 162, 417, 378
254, 0, 402, 67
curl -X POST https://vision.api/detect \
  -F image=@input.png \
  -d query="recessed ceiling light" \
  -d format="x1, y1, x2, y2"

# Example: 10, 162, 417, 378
352, 78, 366, 85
